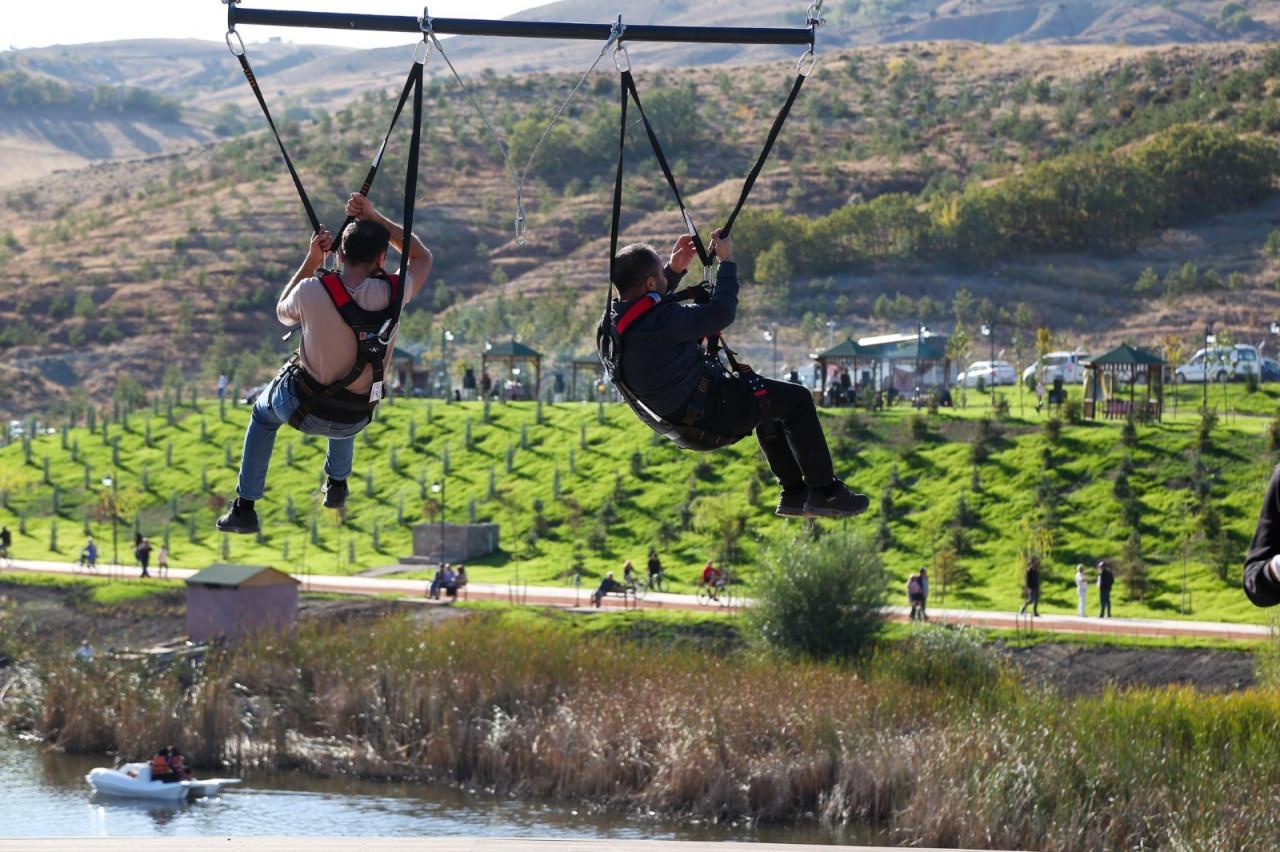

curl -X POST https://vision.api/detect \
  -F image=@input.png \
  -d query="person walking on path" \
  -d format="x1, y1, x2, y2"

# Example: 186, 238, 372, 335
80, 537, 98, 571
136, 537, 152, 578
156, 545, 169, 579
1098, 559, 1114, 617
1019, 556, 1041, 617
1075, 564, 1088, 617
0, 525, 10, 563
646, 548, 664, 591
218, 374, 229, 400
907, 572, 923, 621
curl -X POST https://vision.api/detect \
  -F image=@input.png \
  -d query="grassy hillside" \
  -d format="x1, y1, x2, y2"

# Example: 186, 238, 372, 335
1, 388, 1275, 623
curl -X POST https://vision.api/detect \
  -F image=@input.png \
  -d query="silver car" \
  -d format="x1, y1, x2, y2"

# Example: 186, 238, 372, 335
957, 360, 1018, 388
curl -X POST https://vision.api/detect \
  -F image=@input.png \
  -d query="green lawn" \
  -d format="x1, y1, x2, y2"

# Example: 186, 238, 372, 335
0, 392, 1275, 623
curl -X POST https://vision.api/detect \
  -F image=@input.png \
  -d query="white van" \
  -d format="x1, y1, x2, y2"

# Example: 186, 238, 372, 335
1174, 345, 1260, 383
1022, 351, 1092, 385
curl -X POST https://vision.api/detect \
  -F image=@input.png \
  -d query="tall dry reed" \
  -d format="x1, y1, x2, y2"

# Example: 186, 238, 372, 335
22, 615, 1280, 851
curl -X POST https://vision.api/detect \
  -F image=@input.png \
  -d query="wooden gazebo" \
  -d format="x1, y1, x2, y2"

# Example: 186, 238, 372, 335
1084, 343, 1165, 422
482, 339, 543, 400
814, 338, 878, 402
570, 354, 602, 402
882, 336, 952, 399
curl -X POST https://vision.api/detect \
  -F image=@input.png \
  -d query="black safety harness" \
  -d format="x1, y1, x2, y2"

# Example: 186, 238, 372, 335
598, 44, 814, 452
227, 26, 428, 430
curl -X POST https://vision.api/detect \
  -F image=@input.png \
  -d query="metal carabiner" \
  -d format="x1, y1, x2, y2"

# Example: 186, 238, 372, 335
515, 199, 528, 247
806, 0, 826, 27
796, 48, 818, 77
225, 29, 246, 58
614, 43, 632, 74
413, 36, 432, 65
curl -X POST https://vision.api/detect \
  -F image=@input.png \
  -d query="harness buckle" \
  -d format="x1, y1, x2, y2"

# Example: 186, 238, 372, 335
376, 318, 394, 345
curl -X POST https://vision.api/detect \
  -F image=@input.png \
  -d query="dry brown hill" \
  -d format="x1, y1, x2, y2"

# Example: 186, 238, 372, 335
1, 39, 1279, 417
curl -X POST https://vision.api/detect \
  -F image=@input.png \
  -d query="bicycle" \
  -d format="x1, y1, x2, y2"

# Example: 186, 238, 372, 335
696, 580, 729, 606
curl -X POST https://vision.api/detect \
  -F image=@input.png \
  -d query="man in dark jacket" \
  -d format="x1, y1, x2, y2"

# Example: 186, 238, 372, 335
1019, 556, 1041, 617
1097, 559, 1114, 617
1245, 464, 1280, 606
607, 231, 867, 519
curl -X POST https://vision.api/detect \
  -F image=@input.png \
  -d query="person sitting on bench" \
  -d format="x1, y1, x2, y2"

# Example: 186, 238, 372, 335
592, 572, 625, 608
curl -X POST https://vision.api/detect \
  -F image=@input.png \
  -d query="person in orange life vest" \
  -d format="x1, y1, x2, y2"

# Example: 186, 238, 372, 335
217, 194, 433, 534
150, 749, 177, 783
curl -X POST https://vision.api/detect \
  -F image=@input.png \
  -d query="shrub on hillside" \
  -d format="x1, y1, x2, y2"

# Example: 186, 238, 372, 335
750, 530, 889, 660
879, 625, 1004, 697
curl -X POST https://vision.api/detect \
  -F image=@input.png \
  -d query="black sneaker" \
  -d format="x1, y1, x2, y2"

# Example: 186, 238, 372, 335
322, 477, 348, 509
215, 498, 260, 535
775, 489, 808, 518
803, 481, 871, 518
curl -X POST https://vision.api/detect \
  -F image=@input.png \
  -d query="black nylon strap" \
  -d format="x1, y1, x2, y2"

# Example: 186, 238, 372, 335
721, 72, 807, 239
234, 51, 322, 235
335, 64, 421, 241
608, 69, 629, 303
620, 70, 711, 269
391, 60, 425, 334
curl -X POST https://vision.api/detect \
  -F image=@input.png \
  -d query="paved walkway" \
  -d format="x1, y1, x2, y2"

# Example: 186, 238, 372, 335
0, 840, 999, 852
0, 558, 1269, 642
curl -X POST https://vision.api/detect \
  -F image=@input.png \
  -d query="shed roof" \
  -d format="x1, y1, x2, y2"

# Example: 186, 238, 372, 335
185, 564, 297, 588
1090, 343, 1165, 367
484, 339, 543, 359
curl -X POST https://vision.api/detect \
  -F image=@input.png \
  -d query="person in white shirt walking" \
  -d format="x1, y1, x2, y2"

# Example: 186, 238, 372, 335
1075, 563, 1088, 617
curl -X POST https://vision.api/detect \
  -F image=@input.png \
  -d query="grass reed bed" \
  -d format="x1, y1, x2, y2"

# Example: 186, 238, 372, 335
16, 612, 1280, 850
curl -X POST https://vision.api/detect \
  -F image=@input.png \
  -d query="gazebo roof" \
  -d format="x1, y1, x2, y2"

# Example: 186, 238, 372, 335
885, 337, 950, 361
816, 338, 872, 359
484, 339, 543, 359
394, 342, 431, 363
1090, 343, 1164, 367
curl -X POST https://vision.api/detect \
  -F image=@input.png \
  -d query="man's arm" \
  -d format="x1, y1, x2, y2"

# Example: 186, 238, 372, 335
346, 194, 433, 302
277, 230, 333, 325
649, 231, 738, 343
1245, 465, 1280, 606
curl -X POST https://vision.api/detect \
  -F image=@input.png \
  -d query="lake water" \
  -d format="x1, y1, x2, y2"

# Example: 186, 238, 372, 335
0, 738, 850, 843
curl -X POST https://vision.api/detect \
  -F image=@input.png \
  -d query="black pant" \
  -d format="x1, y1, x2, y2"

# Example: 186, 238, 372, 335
1099, 589, 1111, 617
693, 374, 834, 490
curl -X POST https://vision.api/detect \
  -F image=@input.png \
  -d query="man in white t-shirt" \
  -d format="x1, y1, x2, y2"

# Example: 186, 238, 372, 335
217, 194, 433, 534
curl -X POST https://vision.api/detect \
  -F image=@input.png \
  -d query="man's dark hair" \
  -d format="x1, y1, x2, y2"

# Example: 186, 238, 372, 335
341, 219, 391, 265
612, 243, 663, 296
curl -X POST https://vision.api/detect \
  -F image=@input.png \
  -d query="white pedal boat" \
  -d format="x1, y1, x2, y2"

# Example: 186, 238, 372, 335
86, 762, 241, 801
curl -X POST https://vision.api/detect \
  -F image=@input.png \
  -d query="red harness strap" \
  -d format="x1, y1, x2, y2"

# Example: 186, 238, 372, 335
616, 293, 661, 335
320, 272, 352, 308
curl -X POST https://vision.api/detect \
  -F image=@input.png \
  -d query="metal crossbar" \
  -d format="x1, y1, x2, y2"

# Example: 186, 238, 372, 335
226, 5, 815, 46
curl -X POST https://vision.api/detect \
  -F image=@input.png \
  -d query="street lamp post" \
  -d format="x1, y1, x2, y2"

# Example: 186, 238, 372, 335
440, 329, 455, 400
826, 319, 836, 349
101, 474, 118, 573
431, 479, 447, 562
1203, 321, 1215, 412
915, 323, 929, 402
981, 322, 995, 406
764, 327, 778, 378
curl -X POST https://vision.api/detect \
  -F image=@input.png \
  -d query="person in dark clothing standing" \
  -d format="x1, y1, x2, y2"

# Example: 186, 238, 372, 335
136, 537, 152, 579
1019, 556, 1041, 617
1097, 559, 1114, 617
646, 548, 664, 591
605, 232, 867, 519
1245, 464, 1280, 606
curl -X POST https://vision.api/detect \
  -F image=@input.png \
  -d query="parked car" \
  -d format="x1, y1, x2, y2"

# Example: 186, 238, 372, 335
956, 360, 1018, 388
1022, 351, 1091, 385
1174, 344, 1261, 384
1262, 357, 1280, 383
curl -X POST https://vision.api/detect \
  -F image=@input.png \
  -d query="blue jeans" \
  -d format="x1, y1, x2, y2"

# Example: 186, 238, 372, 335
236, 371, 367, 502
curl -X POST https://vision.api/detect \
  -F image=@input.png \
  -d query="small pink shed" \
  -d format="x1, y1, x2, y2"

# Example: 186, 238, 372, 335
185, 564, 299, 642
